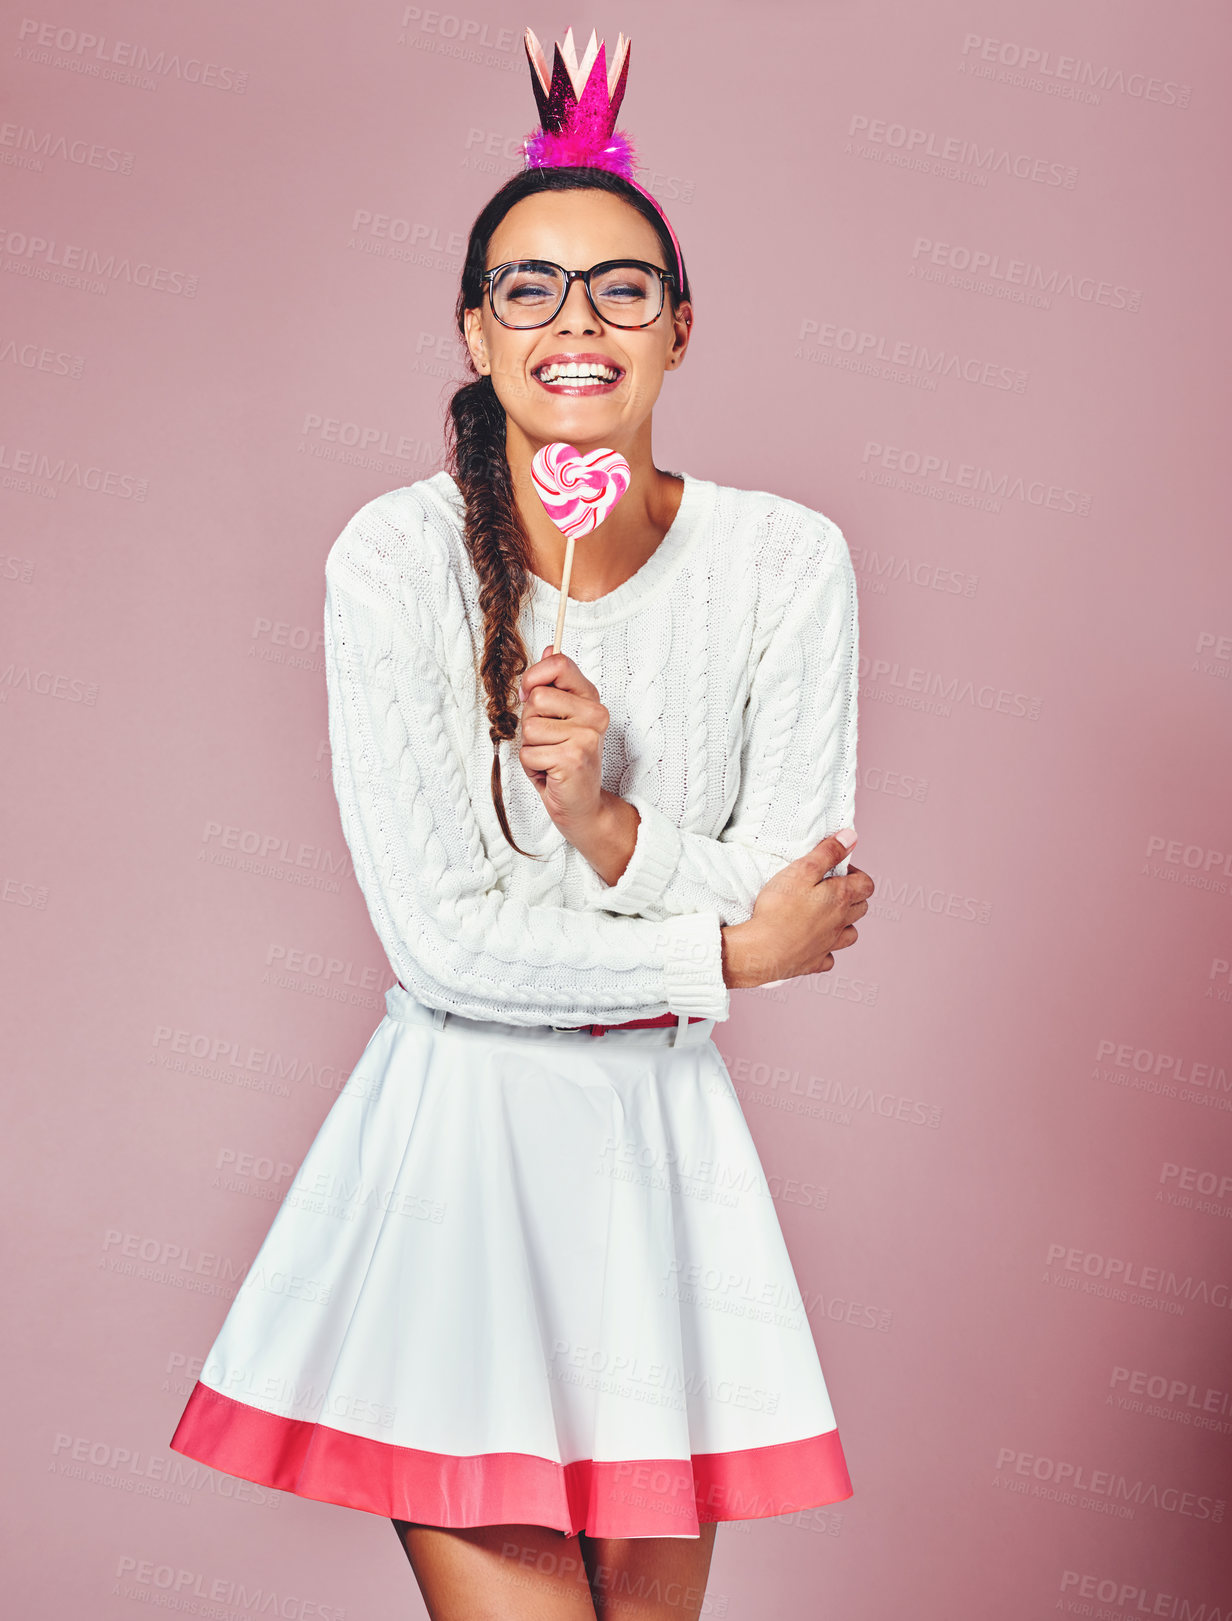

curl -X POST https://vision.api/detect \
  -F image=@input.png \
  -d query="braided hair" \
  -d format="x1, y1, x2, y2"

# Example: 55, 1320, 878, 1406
445, 166, 691, 857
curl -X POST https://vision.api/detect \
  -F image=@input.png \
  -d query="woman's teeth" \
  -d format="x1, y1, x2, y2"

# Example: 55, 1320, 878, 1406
536, 362, 621, 385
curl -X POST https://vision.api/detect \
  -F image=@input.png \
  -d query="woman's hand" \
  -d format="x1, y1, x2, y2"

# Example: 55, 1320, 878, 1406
517, 644, 610, 828
722, 833, 875, 988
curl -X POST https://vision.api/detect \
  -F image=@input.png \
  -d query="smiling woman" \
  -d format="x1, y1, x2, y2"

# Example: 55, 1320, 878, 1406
167, 24, 871, 1621
449, 165, 696, 856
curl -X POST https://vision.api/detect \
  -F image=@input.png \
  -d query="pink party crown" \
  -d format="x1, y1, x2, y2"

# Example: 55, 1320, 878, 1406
523, 26, 634, 174
522, 24, 685, 290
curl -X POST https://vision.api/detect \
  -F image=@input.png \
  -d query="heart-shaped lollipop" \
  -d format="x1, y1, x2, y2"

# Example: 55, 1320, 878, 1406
530, 441, 632, 653
531, 442, 631, 542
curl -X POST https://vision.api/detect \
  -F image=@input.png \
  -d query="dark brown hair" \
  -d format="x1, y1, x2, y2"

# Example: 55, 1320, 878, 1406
446, 166, 691, 857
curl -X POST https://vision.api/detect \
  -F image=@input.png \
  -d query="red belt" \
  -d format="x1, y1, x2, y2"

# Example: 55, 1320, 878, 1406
563, 1011, 709, 1038
396, 982, 705, 1038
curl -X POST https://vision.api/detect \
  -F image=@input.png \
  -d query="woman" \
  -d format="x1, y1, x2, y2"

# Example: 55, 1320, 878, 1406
170, 80, 873, 1621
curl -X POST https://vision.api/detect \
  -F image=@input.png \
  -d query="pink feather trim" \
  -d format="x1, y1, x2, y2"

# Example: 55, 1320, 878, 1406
523, 124, 638, 178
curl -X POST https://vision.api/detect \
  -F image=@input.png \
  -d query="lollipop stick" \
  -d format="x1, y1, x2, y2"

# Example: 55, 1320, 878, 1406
551, 534, 577, 655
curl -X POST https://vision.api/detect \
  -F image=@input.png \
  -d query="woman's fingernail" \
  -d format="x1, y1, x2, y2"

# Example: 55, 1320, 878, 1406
835, 827, 858, 849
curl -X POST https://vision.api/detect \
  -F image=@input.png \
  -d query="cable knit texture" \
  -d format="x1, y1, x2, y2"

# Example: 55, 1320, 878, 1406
323, 469, 859, 1027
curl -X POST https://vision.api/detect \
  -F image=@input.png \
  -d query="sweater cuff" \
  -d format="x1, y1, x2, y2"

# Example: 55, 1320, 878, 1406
653, 911, 730, 1022
577, 792, 683, 917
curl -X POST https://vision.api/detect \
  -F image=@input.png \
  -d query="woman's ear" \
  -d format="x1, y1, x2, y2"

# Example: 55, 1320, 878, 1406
667, 299, 693, 368
463, 306, 489, 375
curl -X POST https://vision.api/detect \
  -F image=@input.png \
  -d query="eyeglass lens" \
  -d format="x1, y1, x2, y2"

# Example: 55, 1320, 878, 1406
490, 262, 663, 328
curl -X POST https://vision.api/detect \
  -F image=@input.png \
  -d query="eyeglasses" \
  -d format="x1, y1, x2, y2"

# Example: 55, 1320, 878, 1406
482, 258, 676, 330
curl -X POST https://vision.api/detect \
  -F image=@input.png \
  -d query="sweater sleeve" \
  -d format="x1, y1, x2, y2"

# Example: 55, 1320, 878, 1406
573, 510, 859, 929
323, 508, 731, 1025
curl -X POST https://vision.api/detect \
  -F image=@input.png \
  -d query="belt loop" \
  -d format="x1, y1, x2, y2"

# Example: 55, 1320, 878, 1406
431, 1007, 447, 1031
678, 1016, 713, 1047
669, 1014, 687, 1047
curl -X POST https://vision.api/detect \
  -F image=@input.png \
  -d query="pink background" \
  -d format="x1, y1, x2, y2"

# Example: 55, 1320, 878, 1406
5, 1, 1231, 1614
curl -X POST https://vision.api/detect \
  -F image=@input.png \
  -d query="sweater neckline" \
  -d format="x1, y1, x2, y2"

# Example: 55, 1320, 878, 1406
430, 468, 710, 628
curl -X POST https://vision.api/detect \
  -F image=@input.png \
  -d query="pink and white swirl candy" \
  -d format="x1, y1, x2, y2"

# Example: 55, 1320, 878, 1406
530, 442, 631, 541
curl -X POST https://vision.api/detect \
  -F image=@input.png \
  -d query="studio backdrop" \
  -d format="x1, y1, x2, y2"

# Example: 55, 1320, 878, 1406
4, 1, 1230, 1616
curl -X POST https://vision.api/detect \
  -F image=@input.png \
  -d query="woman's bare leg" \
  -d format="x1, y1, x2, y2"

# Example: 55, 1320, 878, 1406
390, 1519, 599, 1621
579, 1524, 719, 1621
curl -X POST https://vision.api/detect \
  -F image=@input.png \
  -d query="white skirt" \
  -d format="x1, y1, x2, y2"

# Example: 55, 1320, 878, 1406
169, 985, 853, 1538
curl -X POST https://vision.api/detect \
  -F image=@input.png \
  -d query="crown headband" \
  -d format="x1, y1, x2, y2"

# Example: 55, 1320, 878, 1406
522, 25, 685, 293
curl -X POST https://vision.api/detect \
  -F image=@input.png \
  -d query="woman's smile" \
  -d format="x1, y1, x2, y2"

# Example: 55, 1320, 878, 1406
532, 350, 625, 394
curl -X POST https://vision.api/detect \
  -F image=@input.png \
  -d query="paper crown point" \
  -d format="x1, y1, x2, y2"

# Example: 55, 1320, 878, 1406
525, 26, 631, 131
523, 25, 636, 177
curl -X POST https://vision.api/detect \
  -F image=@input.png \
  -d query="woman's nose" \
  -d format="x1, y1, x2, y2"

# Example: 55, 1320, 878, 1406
554, 276, 600, 333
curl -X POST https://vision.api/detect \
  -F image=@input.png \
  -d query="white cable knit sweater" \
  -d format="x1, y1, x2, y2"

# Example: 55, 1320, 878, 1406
322, 469, 859, 1027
